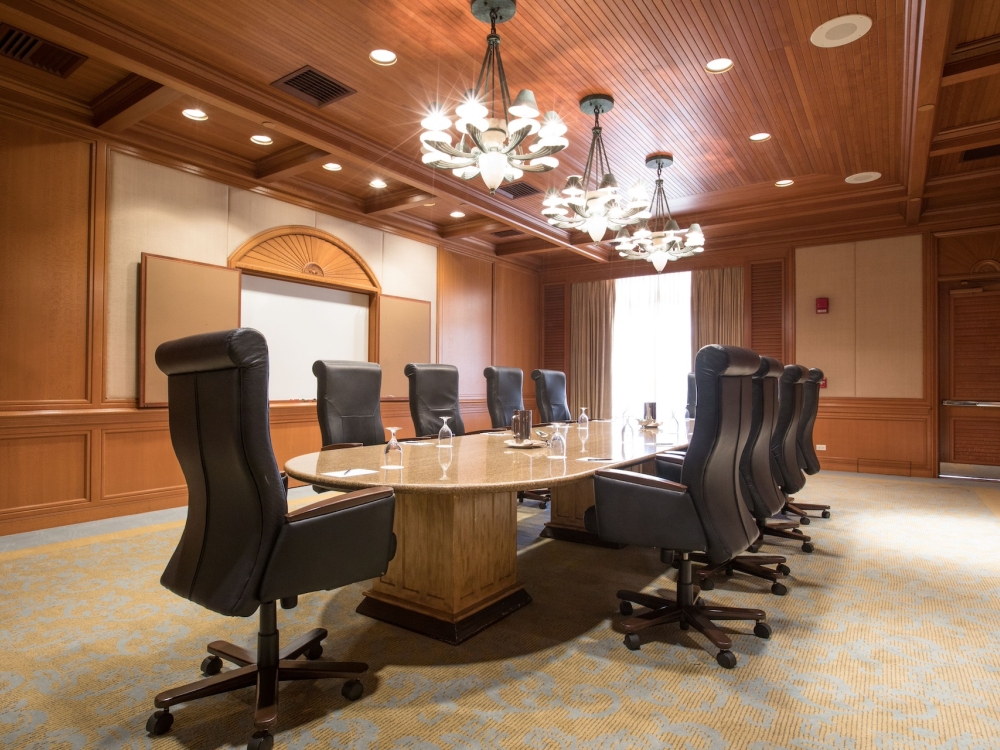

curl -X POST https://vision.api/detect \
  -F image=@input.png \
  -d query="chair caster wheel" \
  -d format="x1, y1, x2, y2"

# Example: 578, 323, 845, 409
304, 644, 323, 660
619, 600, 633, 616
201, 655, 223, 676
342, 679, 364, 701
802, 542, 815, 553
799, 516, 811, 525
725, 565, 734, 576
624, 633, 641, 651
700, 578, 715, 591
777, 563, 791, 576
539, 502, 547, 510
248, 731, 273, 750
748, 543, 761, 554
716, 650, 737, 668
822, 510, 831, 519
754, 621, 773, 639
146, 710, 173, 736
695, 596, 706, 607
518, 497, 523, 504
771, 582, 788, 596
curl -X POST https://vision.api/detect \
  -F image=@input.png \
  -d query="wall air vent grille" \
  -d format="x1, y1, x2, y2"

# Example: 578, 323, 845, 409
271, 66, 355, 108
962, 144, 1000, 161
493, 229, 524, 238
0, 24, 87, 78
496, 182, 541, 200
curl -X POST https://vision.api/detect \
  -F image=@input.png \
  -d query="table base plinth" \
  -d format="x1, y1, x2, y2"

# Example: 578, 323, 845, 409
539, 524, 625, 548
357, 587, 532, 645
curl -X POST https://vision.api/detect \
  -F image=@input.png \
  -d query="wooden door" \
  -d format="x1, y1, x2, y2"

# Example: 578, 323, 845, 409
939, 282, 1000, 478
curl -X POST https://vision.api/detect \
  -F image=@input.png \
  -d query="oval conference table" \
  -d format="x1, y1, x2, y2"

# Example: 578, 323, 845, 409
285, 420, 691, 645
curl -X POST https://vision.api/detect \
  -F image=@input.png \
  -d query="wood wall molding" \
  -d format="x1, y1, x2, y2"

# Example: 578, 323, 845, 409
90, 72, 180, 132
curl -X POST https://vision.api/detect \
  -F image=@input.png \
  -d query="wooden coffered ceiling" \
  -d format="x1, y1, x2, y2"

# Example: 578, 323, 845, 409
1, 0, 999, 266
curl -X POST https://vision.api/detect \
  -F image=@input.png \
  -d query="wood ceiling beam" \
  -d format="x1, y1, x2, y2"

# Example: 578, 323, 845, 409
0, 0, 593, 260
254, 143, 329, 182
363, 188, 435, 215
90, 72, 181, 132
903, 0, 956, 226
929, 119, 1000, 156
439, 218, 509, 239
495, 230, 604, 257
941, 50, 1000, 87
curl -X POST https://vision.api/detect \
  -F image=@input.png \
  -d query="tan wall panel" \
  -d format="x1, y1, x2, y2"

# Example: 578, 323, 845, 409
101, 428, 184, 499
227, 187, 316, 254
813, 416, 927, 467
855, 235, 923, 398
0, 117, 92, 404
380, 297, 431, 399
270, 419, 322, 488
438, 250, 493, 398
0, 433, 88, 512
795, 243, 856, 396
494, 264, 540, 396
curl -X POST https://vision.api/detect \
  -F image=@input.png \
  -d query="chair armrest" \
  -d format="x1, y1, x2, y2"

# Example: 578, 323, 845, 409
321, 442, 363, 451
595, 468, 687, 494
464, 428, 508, 435
286, 486, 393, 523
654, 453, 684, 483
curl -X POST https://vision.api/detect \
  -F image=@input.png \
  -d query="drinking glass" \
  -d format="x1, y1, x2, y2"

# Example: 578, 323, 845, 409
512, 412, 524, 443
383, 427, 402, 469
621, 410, 634, 444
437, 445, 452, 480
438, 416, 453, 447
670, 409, 682, 437
578, 406, 589, 429
549, 423, 567, 459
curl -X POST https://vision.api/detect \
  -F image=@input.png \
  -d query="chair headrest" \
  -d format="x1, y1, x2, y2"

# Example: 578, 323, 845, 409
404, 363, 458, 379
780, 364, 810, 385
807, 367, 825, 383
312, 360, 381, 378
155, 328, 267, 376
754, 356, 784, 379
695, 345, 760, 378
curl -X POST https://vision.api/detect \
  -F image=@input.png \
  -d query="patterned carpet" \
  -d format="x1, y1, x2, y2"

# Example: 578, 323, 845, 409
2, 473, 1000, 749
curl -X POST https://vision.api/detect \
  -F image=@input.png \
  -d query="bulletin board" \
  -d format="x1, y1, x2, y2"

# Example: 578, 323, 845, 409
379, 295, 432, 399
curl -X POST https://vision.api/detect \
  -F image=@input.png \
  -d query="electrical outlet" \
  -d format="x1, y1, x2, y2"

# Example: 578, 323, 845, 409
816, 444, 826, 451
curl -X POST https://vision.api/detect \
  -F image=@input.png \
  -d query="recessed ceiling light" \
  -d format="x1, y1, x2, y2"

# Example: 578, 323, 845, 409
424, 202, 436, 207
845, 171, 881, 184
810, 15, 872, 48
450, 211, 465, 218
322, 162, 342, 171
749, 132, 771, 142
251, 135, 273, 145
182, 108, 207, 121
369, 49, 397, 66
775, 179, 794, 187
369, 178, 387, 189
705, 58, 734, 74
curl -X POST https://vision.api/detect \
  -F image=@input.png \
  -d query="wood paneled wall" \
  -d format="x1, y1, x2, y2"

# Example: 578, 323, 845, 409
0, 111, 541, 533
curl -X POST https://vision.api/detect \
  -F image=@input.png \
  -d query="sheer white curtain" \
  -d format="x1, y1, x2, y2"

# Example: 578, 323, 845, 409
611, 272, 692, 424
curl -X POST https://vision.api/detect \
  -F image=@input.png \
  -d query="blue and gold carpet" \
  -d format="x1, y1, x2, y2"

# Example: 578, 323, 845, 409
2, 473, 1000, 748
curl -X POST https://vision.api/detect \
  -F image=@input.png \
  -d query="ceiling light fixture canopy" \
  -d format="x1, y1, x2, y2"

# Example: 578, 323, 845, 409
612, 153, 704, 273
418, 0, 566, 194
542, 94, 650, 242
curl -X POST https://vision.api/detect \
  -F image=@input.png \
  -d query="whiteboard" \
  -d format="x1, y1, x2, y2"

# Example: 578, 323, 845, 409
240, 274, 369, 400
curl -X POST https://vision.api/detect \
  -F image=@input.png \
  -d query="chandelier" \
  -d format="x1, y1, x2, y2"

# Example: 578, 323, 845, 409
612, 152, 704, 272
418, 0, 567, 194
541, 94, 650, 242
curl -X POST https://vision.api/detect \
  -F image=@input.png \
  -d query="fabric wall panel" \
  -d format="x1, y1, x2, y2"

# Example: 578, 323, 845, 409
227, 188, 316, 253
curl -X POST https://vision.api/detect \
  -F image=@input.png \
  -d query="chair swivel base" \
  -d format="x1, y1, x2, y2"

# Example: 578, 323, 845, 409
785, 501, 832, 520
688, 552, 790, 595
759, 522, 815, 553
146, 603, 367, 750
615, 554, 771, 668
518, 489, 550, 509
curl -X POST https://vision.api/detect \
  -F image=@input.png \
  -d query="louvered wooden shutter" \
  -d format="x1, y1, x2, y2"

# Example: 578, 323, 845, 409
750, 261, 784, 360
542, 283, 567, 372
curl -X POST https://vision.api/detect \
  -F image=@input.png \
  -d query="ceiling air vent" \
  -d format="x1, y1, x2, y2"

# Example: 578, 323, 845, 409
271, 65, 355, 108
493, 229, 524, 238
496, 181, 541, 200
0, 23, 87, 78
962, 144, 1000, 162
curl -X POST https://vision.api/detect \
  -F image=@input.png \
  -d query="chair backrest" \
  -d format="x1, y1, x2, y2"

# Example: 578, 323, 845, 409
686, 372, 697, 418
680, 345, 762, 563
739, 356, 786, 518
404, 363, 466, 437
771, 364, 810, 494
484, 366, 524, 428
531, 369, 572, 422
798, 367, 824, 475
312, 360, 385, 447
155, 328, 284, 618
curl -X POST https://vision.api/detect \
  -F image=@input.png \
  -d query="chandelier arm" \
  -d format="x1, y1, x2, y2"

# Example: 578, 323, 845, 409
424, 140, 478, 159
425, 158, 475, 169
464, 124, 489, 153
501, 124, 532, 153
508, 145, 563, 161
516, 162, 551, 172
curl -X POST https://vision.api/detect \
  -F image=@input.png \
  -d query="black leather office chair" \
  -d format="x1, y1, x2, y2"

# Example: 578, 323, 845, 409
793, 367, 831, 519
148, 329, 397, 750
313, 360, 386, 446
685, 372, 697, 418
531, 369, 573, 423
591, 345, 772, 668
404, 363, 466, 437
484, 366, 524, 428
771, 365, 820, 531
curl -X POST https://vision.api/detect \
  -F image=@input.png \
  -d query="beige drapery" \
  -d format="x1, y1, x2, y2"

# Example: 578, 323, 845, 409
569, 280, 615, 419
691, 267, 744, 361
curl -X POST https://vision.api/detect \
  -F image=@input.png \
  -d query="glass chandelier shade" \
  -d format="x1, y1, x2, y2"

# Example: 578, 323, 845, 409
611, 153, 705, 272
418, 5, 566, 194
542, 95, 650, 242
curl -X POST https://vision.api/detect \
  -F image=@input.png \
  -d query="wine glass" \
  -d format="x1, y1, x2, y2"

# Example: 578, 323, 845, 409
670, 409, 682, 438
578, 406, 589, 429
621, 409, 634, 445
383, 427, 402, 469
437, 445, 452, 480
549, 423, 567, 459
438, 416, 453, 447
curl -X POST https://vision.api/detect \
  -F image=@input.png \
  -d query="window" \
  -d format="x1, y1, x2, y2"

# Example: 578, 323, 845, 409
611, 272, 692, 424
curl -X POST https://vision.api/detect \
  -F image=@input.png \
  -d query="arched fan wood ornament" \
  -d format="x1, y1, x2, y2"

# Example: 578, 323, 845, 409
228, 226, 381, 296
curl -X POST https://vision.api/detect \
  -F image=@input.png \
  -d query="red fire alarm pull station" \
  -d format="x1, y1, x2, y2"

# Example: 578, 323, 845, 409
820, 377, 828, 388
816, 297, 829, 314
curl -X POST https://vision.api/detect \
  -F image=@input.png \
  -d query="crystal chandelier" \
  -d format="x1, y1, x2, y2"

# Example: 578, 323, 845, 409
541, 94, 650, 242
418, 0, 567, 194
612, 152, 704, 272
